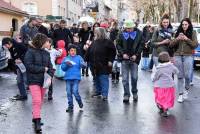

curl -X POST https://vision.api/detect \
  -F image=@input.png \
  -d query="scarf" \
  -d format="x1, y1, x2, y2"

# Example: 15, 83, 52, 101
158, 28, 173, 39
123, 31, 137, 40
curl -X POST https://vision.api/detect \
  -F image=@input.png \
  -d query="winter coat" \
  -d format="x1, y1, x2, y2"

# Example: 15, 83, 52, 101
116, 28, 144, 64
61, 55, 85, 80
151, 28, 174, 57
24, 48, 54, 87
38, 25, 49, 36
110, 28, 119, 42
86, 39, 116, 75
8, 39, 27, 63
45, 48, 61, 69
53, 28, 74, 49
151, 62, 179, 88
78, 28, 94, 44
170, 31, 198, 56
20, 23, 38, 45
56, 40, 67, 64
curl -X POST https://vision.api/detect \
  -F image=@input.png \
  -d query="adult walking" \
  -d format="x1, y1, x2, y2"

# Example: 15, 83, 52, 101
78, 21, 94, 76
86, 27, 116, 101
170, 18, 198, 103
53, 20, 74, 50
151, 14, 174, 66
20, 17, 38, 47
2, 38, 28, 100
24, 33, 54, 132
116, 19, 144, 103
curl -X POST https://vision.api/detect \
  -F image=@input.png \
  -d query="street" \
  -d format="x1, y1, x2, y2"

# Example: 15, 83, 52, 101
0, 69, 200, 134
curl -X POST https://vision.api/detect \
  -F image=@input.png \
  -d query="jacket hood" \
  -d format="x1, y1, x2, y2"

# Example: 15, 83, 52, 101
57, 40, 65, 48
156, 62, 173, 69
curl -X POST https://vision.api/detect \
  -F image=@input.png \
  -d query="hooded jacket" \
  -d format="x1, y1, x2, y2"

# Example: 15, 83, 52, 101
151, 62, 179, 88
56, 40, 67, 64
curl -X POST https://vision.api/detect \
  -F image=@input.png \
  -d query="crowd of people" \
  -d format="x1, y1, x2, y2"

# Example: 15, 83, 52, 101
1, 13, 198, 132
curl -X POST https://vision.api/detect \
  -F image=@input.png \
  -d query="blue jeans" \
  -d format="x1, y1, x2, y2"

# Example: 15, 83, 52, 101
95, 75, 109, 97
66, 80, 82, 108
121, 61, 138, 97
153, 56, 159, 67
174, 56, 193, 94
16, 69, 27, 97
141, 57, 149, 70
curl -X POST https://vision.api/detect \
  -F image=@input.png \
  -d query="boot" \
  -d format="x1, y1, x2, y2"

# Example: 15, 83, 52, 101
34, 118, 42, 133
32, 119, 44, 126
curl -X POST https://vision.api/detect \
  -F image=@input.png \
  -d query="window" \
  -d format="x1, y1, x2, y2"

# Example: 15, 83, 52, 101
23, 2, 38, 15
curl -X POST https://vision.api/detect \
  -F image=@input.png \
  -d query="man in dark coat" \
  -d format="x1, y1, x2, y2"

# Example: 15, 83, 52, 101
2, 37, 28, 100
36, 18, 49, 36
53, 20, 74, 50
116, 19, 144, 103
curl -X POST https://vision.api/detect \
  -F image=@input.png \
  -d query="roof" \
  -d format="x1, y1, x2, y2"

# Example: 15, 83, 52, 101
0, 0, 28, 16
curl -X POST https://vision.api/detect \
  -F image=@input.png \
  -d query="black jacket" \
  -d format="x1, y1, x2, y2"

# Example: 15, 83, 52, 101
53, 28, 74, 49
86, 39, 116, 75
24, 48, 54, 86
8, 40, 27, 63
78, 28, 94, 44
38, 25, 49, 36
110, 28, 119, 42
116, 28, 144, 64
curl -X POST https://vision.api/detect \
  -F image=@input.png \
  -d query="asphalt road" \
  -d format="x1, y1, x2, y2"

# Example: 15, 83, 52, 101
0, 68, 200, 134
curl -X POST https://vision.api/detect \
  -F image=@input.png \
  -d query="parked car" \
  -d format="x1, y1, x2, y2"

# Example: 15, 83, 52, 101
0, 40, 8, 70
193, 27, 200, 68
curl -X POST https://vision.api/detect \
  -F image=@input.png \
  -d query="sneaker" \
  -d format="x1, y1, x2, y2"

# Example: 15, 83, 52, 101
161, 111, 169, 117
190, 82, 194, 86
12, 95, 27, 101
91, 93, 101, 98
66, 107, 73, 112
157, 104, 164, 114
177, 95, 184, 103
133, 94, 138, 102
78, 102, 83, 108
123, 96, 129, 103
102, 96, 108, 101
183, 90, 189, 99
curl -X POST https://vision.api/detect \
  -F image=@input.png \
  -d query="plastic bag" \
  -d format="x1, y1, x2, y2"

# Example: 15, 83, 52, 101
43, 72, 52, 89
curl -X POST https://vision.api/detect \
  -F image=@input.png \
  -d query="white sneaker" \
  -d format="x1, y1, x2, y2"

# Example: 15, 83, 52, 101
177, 95, 184, 103
183, 90, 189, 99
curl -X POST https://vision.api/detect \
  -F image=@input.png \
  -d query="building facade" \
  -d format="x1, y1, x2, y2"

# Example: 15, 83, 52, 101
0, 0, 28, 39
67, 0, 83, 25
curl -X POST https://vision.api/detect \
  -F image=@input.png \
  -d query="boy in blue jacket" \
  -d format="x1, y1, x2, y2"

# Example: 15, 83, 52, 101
61, 45, 86, 112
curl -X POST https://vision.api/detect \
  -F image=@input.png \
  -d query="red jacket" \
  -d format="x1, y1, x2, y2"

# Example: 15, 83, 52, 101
56, 40, 67, 64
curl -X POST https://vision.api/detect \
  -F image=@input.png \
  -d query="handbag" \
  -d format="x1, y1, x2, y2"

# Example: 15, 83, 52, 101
55, 64, 65, 78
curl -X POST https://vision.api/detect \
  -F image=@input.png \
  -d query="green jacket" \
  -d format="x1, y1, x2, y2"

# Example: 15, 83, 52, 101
170, 31, 198, 56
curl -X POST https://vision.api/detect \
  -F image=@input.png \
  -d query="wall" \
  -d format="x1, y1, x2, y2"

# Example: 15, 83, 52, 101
5, 0, 52, 17
0, 12, 24, 39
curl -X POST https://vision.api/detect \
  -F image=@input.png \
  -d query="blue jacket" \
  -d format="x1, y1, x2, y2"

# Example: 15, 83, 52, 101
61, 55, 85, 80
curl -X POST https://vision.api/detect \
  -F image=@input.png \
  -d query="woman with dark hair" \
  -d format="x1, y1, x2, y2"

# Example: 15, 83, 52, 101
170, 18, 198, 103
93, 22, 100, 31
151, 14, 174, 66
24, 33, 54, 132
78, 21, 94, 76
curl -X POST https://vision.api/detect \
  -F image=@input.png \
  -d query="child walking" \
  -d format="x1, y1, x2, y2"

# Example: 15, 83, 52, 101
55, 40, 67, 78
61, 45, 86, 112
151, 52, 179, 117
24, 33, 54, 132
44, 38, 61, 100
